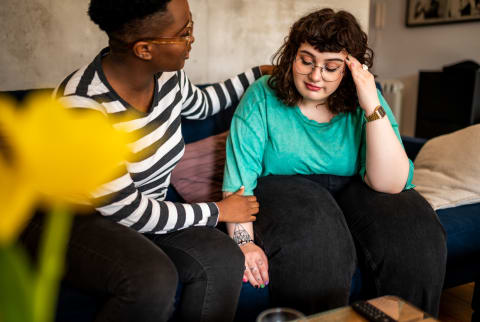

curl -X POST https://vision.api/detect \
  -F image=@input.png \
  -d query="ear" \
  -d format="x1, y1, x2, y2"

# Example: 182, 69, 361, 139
132, 41, 153, 61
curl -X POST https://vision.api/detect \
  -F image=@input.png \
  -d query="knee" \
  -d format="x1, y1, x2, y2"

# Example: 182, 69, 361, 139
117, 254, 179, 305
400, 191, 447, 258
384, 212, 447, 284
211, 234, 245, 272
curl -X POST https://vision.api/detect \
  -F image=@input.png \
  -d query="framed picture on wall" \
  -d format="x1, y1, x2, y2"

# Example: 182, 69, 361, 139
406, 0, 480, 27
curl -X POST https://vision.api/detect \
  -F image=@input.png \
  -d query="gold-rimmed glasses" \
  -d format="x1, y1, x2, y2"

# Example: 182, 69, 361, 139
128, 20, 194, 47
293, 55, 344, 82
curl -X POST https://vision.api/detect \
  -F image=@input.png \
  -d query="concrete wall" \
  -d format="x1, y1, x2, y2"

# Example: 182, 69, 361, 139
0, 1, 107, 91
368, 0, 480, 136
0, 0, 369, 91
187, 0, 370, 83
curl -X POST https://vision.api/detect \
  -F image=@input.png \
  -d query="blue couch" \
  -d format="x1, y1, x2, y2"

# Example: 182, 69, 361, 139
4, 89, 480, 321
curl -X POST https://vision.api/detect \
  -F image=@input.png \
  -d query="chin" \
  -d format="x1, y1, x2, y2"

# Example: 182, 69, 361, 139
299, 90, 327, 103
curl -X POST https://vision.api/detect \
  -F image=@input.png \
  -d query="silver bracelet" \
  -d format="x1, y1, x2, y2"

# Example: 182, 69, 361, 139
237, 239, 254, 246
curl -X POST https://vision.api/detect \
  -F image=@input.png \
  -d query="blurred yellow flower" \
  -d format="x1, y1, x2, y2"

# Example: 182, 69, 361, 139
0, 155, 35, 245
0, 93, 131, 245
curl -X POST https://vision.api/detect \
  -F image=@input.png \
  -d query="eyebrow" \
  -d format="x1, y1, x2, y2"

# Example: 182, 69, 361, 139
298, 50, 344, 62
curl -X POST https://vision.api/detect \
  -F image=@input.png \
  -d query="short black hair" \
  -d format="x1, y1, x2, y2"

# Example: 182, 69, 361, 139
88, 0, 172, 40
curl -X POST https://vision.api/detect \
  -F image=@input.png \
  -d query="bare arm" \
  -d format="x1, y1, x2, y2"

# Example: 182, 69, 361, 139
224, 192, 255, 243
363, 114, 410, 193
223, 191, 269, 287
345, 55, 409, 194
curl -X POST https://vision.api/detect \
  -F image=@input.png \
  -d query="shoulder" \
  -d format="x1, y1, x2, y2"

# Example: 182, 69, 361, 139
234, 75, 289, 123
54, 64, 107, 114
242, 75, 281, 104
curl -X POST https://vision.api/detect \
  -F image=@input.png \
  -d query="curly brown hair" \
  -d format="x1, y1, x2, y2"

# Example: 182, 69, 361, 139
268, 8, 374, 114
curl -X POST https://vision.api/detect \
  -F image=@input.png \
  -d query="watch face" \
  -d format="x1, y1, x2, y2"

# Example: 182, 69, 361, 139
364, 105, 386, 122
377, 106, 386, 117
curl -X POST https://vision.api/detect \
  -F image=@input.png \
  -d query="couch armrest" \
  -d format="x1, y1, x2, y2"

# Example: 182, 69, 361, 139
401, 136, 427, 161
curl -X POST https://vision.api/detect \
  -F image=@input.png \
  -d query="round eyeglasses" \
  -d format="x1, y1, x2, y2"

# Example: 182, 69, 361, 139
293, 56, 344, 82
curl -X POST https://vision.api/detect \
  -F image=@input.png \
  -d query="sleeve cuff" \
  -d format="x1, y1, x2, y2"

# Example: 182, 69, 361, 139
206, 202, 220, 227
222, 186, 255, 196
403, 159, 416, 190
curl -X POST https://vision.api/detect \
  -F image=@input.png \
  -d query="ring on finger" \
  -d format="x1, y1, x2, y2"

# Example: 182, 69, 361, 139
362, 64, 369, 71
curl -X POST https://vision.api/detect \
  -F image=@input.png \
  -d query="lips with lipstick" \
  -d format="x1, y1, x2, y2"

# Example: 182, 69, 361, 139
304, 82, 323, 91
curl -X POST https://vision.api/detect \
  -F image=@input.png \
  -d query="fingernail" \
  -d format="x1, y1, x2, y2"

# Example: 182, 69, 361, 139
260, 284, 265, 288
351, 63, 355, 67
243, 277, 248, 282
265, 281, 269, 285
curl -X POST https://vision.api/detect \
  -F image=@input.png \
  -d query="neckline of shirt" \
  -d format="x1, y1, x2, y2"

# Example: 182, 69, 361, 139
94, 47, 161, 115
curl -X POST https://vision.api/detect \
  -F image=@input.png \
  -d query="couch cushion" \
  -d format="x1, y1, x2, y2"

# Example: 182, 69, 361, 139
436, 203, 480, 288
412, 124, 480, 210
171, 131, 228, 203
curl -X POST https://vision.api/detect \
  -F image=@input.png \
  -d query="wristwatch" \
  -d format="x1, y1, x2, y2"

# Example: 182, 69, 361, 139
364, 105, 386, 122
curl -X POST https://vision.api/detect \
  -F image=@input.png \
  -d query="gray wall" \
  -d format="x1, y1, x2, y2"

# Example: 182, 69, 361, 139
0, 1, 107, 91
0, 0, 369, 91
369, 0, 480, 136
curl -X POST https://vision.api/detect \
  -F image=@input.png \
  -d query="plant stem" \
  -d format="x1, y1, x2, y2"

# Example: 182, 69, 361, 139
33, 204, 73, 322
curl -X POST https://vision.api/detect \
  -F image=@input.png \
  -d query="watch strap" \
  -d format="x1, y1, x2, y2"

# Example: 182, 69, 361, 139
364, 105, 386, 122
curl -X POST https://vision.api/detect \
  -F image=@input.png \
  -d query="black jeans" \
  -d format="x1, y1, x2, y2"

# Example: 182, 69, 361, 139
253, 175, 447, 317
20, 213, 244, 322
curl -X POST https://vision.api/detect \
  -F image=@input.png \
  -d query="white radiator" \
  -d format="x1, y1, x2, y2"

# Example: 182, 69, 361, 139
378, 79, 404, 128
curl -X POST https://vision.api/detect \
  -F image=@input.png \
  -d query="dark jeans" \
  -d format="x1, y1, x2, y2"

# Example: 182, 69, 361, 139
253, 175, 447, 317
20, 213, 244, 322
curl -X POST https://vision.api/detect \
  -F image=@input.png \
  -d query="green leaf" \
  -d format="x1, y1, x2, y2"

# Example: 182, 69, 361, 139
33, 206, 73, 322
0, 244, 34, 322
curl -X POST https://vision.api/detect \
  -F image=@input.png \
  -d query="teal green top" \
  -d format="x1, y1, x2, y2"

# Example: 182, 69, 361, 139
222, 76, 415, 195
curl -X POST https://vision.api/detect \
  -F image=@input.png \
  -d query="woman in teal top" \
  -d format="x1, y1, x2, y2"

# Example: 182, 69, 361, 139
222, 77, 415, 194
222, 8, 446, 317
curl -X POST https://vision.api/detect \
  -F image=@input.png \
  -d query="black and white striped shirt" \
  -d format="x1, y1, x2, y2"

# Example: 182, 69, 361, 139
54, 48, 261, 234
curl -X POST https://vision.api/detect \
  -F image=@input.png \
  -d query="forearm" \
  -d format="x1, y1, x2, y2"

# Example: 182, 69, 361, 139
180, 67, 261, 120
223, 191, 255, 243
227, 222, 255, 245
94, 178, 218, 233
364, 116, 410, 194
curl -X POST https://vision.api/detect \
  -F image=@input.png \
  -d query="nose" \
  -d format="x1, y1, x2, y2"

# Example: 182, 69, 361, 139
309, 66, 323, 82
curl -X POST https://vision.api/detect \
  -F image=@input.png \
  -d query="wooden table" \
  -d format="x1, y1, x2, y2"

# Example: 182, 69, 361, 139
305, 296, 438, 322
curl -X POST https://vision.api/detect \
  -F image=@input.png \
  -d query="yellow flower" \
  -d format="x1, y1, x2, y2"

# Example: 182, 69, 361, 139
0, 93, 131, 244
0, 155, 36, 245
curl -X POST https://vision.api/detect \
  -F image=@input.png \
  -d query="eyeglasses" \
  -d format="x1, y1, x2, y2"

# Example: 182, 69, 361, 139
127, 20, 194, 47
293, 55, 344, 82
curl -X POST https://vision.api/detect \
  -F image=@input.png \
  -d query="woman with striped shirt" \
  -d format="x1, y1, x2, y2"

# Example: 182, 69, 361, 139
21, 0, 271, 321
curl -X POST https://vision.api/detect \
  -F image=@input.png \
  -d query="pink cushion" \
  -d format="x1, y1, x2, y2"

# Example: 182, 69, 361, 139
171, 131, 228, 203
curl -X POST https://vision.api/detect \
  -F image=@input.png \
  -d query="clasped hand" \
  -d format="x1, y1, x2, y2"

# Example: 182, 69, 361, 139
240, 242, 269, 288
